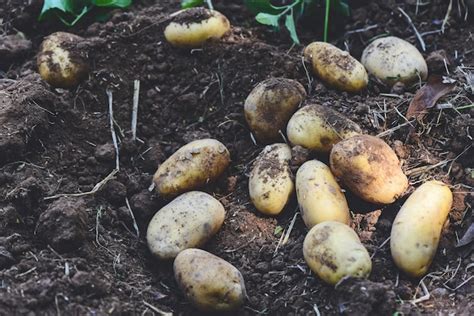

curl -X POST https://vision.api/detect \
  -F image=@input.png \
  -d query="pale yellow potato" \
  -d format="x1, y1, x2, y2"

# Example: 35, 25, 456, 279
174, 248, 246, 312
153, 139, 230, 198
303, 221, 371, 285
244, 78, 306, 143
287, 104, 362, 153
304, 42, 368, 92
390, 181, 453, 277
146, 191, 225, 260
164, 8, 230, 47
361, 36, 428, 85
296, 160, 350, 228
249, 143, 293, 216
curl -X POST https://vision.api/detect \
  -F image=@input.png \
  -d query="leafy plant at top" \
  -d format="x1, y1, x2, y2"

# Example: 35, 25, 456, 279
181, 0, 214, 10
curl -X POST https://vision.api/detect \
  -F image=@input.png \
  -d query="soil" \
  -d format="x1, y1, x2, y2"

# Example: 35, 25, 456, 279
0, 0, 473, 315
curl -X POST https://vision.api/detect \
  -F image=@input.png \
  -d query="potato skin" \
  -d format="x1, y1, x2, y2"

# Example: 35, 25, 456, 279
330, 135, 408, 204
146, 191, 225, 260
287, 104, 362, 153
174, 248, 246, 312
303, 221, 371, 285
304, 42, 368, 92
249, 143, 293, 216
390, 181, 453, 277
153, 139, 230, 198
296, 160, 350, 228
244, 78, 306, 143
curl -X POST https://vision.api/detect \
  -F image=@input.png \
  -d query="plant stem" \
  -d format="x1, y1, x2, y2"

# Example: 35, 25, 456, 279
324, 0, 330, 42
206, 0, 214, 10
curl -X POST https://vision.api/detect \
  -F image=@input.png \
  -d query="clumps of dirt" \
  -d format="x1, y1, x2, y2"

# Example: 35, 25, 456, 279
170, 7, 213, 25
0, 34, 32, 68
70, 271, 110, 297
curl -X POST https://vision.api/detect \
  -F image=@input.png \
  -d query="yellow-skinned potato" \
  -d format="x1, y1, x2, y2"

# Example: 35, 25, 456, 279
249, 143, 293, 216
303, 221, 372, 285
164, 8, 230, 47
146, 191, 225, 260
174, 248, 246, 312
330, 135, 408, 204
296, 160, 350, 228
244, 78, 306, 143
287, 104, 362, 153
391, 181, 453, 277
153, 139, 230, 198
304, 42, 368, 92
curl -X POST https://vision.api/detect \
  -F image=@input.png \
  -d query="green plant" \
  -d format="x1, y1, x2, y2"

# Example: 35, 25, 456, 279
181, 0, 214, 10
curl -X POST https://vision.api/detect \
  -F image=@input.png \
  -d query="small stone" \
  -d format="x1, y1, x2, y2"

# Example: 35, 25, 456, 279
255, 262, 270, 272
0, 246, 15, 269
431, 287, 449, 298
355, 103, 370, 115
0, 34, 32, 67
426, 50, 450, 74
71, 271, 109, 297
95, 143, 115, 162
102, 180, 127, 205
393, 140, 408, 159
290, 145, 311, 170
391, 82, 405, 95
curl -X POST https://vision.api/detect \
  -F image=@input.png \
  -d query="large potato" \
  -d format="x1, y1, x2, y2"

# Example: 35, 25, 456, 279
174, 248, 246, 312
146, 191, 225, 260
361, 36, 428, 85
296, 160, 350, 228
249, 143, 293, 216
153, 139, 230, 198
391, 181, 453, 277
244, 78, 306, 143
287, 104, 362, 153
330, 135, 408, 204
304, 42, 368, 92
303, 221, 371, 285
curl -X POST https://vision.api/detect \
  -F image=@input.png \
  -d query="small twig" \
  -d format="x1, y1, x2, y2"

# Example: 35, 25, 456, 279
443, 275, 473, 291
377, 120, 414, 137
442, 0, 453, 33
313, 303, 321, 316
142, 301, 172, 316
282, 211, 299, 245
131, 80, 140, 141
398, 7, 426, 51
370, 237, 391, 259
125, 197, 140, 238
16, 267, 37, 278
106, 88, 120, 171
223, 236, 257, 253
301, 55, 313, 93
411, 280, 430, 304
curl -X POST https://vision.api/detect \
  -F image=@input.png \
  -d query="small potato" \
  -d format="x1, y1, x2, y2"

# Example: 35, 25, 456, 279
146, 191, 225, 260
249, 143, 293, 216
164, 8, 230, 47
391, 181, 453, 277
330, 135, 408, 204
287, 104, 362, 153
361, 36, 428, 85
174, 248, 246, 312
37, 32, 89, 88
244, 78, 306, 143
303, 221, 371, 285
153, 139, 230, 198
304, 42, 368, 92
296, 160, 350, 228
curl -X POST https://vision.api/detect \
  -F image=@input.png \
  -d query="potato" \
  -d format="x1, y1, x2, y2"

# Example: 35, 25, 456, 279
249, 143, 293, 216
330, 135, 408, 204
153, 139, 230, 198
37, 32, 89, 88
164, 8, 230, 47
244, 78, 306, 143
390, 181, 453, 277
303, 221, 371, 285
146, 191, 225, 260
174, 248, 246, 312
296, 160, 350, 228
361, 36, 428, 85
304, 42, 368, 92
286, 104, 362, 153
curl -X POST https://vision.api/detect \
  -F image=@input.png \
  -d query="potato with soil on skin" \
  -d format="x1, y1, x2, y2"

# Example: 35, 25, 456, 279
153, 139, 230, 198
244, 78, 306, 143
303, 221, 372, 285
296, 160, 350, 228
286, 104, 362, 153
391, 181, 453, 278
249, 143, 293, 216
304, 42, 368, 93
174, 248, 246, 312
146, 191, 225, 260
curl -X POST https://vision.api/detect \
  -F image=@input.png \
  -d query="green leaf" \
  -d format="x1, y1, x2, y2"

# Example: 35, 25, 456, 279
181, 0, 204, 8
255, 12, 280, 28
39, 0, 75, 20
274, 225, 284, 236
245, 0, 284, 15
285, 11, 300, 44
92, 0, 132, 8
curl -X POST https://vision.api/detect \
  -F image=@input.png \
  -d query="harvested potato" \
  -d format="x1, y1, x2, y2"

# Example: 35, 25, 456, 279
249, 143, 293, 216
153, 139, 230, 198
296, 160, 350, 228
146, 191, 225, 260
164, 8, 230, 47
174, 248, 246, 312
330, 135, 408, 204
391, 181, 453, 277
287, 104, 362, 153
244, 78, 306, 143
303, 221, 371, 285
304, 42, 368, 92
37, 32, 89, 88
361, 36, 428, 85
